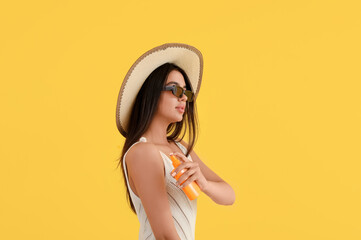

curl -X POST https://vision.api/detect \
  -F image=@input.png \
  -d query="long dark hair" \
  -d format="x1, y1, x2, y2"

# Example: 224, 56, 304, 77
116, 62, 199, 214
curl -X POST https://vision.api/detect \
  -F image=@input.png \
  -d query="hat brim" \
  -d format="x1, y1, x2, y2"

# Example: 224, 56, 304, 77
116, 43, 204, 137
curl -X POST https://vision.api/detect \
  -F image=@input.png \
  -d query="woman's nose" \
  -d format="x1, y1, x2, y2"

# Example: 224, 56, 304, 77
179, 93, 188, 101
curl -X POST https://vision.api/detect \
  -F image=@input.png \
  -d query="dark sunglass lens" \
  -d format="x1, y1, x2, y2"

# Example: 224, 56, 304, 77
175, 86, 184, 97
185, 91, 194, 102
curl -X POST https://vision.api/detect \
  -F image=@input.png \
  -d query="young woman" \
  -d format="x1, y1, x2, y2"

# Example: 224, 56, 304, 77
116, 43, 235, 240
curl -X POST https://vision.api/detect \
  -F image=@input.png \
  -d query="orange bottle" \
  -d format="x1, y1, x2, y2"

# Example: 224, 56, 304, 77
169, 154, 201, 200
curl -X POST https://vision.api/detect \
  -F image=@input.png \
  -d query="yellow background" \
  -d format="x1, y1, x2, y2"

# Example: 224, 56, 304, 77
1, 0, 360, 239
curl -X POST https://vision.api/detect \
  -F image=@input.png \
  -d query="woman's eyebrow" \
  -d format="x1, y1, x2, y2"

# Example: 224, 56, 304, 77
166, 81, 187, 88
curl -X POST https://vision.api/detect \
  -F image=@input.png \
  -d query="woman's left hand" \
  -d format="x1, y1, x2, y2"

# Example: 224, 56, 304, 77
170, 152, 209, 191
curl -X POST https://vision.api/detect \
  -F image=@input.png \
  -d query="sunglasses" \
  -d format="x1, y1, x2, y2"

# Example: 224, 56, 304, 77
162, 85, 194, 102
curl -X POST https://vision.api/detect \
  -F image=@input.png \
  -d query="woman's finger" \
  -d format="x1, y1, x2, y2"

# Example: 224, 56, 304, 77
179, 174, 197, 188
177, 167, 196, 185
171, 162, 193, 176
171, 152, 190, 162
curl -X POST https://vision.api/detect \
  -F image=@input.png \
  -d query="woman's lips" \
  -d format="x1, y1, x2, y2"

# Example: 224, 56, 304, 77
176, 107, 185, 113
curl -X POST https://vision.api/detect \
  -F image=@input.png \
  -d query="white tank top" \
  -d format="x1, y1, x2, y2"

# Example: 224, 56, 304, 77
122, 136, 197, 240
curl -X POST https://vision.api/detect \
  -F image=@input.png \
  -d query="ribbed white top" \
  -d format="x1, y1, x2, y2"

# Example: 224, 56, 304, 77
122, 136, 197, 240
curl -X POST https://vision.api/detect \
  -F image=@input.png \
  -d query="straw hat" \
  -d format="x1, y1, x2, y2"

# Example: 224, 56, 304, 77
115, 42, 204, 137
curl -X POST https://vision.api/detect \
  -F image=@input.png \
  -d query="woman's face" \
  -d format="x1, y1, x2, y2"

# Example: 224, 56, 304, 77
156, 70, 188, 123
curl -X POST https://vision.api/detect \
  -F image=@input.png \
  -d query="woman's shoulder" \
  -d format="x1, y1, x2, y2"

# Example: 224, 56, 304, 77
127, 142, 158, 159
124, 142, 166, 188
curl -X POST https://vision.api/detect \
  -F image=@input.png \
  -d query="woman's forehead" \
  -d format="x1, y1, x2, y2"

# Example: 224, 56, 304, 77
166, 70, 186, 86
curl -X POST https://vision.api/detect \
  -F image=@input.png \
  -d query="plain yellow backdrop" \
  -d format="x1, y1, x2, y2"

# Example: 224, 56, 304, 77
1, 0, 360, 239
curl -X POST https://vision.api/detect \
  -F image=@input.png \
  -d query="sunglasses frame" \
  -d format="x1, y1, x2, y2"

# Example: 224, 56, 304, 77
162, 85, 194, 102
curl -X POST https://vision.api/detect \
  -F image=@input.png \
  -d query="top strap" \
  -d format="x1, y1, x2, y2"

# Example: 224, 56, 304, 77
139, 136, 147, 142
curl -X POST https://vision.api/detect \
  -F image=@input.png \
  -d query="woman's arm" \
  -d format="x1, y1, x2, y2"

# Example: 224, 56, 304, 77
197, 176, 236, 206
173, 140, 236, 205
126, 143, 181, 240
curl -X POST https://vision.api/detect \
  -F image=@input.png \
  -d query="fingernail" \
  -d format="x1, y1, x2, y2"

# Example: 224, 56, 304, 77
171, 172, 176, 177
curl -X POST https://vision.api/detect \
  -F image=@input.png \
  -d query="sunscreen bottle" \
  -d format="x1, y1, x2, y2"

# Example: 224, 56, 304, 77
169, 154, 201, 200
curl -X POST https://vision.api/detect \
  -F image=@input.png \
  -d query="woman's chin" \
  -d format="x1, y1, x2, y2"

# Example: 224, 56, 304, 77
167, 111, 184, 122
171, 115, 183, 123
